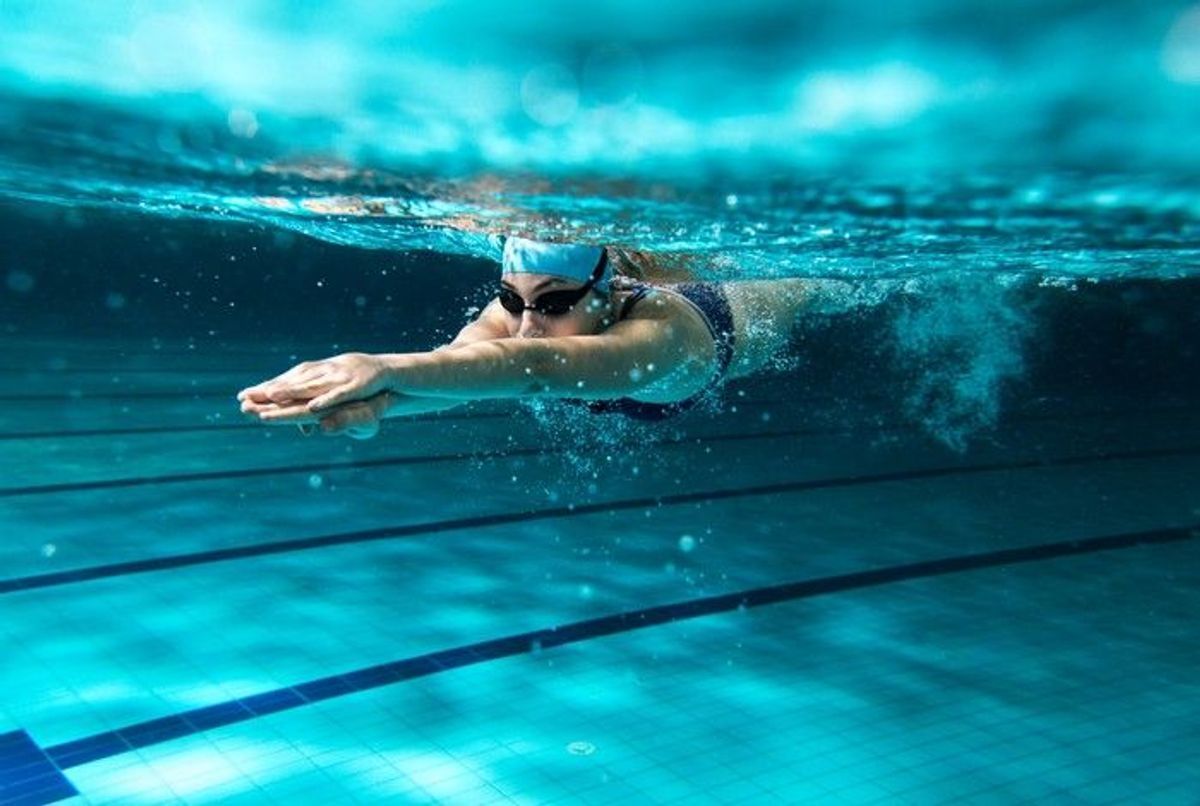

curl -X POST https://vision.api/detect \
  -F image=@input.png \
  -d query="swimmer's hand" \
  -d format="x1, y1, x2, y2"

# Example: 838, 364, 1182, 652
237, 353, 391, 412
239, 391, 393, 440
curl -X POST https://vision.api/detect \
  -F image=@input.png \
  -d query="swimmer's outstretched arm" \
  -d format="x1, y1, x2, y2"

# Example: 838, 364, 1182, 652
238, 301, 510, 425
307, 316, 712, 414
241, 314, 713, 428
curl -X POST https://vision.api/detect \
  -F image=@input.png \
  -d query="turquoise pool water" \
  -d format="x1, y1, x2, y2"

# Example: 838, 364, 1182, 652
2, 1, 1199, 803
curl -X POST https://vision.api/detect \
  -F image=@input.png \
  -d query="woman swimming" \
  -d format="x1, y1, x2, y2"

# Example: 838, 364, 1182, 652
237, 237, 819, 438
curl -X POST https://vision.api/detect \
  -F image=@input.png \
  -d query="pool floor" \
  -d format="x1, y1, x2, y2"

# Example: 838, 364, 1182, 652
1, 337, 1198, 804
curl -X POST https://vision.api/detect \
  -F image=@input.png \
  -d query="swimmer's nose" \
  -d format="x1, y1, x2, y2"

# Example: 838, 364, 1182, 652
517, 311, 544, 338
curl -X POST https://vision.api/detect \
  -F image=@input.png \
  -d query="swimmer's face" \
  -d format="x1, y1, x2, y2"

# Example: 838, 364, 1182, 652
499, 273, 612, 338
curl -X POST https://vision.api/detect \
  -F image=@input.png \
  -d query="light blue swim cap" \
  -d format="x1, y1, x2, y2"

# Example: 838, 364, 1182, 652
501, 237, 610, 291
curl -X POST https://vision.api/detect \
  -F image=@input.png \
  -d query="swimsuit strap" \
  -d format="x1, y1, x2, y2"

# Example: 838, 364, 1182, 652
615, 280, 734, 382
573, 280, 736, 421
670, 283, 736, 381
616, 283, 652, 320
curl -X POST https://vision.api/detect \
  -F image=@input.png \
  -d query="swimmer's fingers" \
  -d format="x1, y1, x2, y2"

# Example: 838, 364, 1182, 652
306, 355, 391, 412
307, 382, 370, 414
253, 401, 321, 425
242, 355, 388, 412
241, 392, 310, 416
275, 372, 351, 402
237, 362, 327, 403
237, 388, 268, 404
263, 369, 333, 404
239, 396, 273, 417
238, 385, 298, 405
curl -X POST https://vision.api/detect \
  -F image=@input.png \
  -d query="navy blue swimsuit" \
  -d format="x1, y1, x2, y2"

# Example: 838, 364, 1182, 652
578, 281, 736, 420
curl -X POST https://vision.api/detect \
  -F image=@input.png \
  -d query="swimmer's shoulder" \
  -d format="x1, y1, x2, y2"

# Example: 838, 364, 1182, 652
609, 281, 723, 364
611, 280, 678, 323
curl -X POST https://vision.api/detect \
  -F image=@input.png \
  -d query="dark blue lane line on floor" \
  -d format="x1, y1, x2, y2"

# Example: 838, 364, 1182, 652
0, 423, 258, 441
2, 444, 1198, 596
0, 731, 78, 806
0, 391, 235, 402
0, 397, 780, 440
0, 425, 826, 497
0, 387, 778, 403
0, 411, 510, 441
0, 366, 266, 374
0, 397, 1188, 444
0, 445, 545, 497
27, 522, 1199, 786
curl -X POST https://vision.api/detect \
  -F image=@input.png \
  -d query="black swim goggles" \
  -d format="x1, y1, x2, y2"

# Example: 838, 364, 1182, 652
498, 250, 608, 317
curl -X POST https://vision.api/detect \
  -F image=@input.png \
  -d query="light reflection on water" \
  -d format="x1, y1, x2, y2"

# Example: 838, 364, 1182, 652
0, 0, 1195, 279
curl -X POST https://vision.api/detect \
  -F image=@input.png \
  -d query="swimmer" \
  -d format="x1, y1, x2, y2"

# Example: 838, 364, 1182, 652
237, 237, 830, 438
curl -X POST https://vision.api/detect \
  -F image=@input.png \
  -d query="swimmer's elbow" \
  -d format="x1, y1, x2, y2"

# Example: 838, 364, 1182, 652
520, 342, 608, 397
498, 340, 559, 396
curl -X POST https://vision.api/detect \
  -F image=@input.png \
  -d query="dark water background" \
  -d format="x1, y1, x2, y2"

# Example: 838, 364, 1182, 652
3, 200, 1196, 451
1, 0, 1198, 446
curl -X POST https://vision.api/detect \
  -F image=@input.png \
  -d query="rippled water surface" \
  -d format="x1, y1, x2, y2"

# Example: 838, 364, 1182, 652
1, 0, 1198, 279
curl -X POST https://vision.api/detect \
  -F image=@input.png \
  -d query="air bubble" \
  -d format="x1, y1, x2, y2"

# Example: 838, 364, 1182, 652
227, 108, 259, 138
6, 271, 34, 293
521, 63, 579, 126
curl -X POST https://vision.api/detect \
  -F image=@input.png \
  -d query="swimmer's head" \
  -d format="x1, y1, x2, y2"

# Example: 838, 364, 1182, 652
498, 237, 614, 338
501, 237, 611, 291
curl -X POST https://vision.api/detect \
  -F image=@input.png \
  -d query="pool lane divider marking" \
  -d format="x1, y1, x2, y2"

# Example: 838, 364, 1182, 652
1, 396, 1188, 442
0, 395, 781, 441
1, 396, 1194, 493
0, 731, 78, 805
0, 391, 240, 402
0, 412, 513, 442
0, 424, 859, 498
14, 522, 1196, 794
1, 444, 1197, 596
0, 367, 272, 375
0, 388, 779, 404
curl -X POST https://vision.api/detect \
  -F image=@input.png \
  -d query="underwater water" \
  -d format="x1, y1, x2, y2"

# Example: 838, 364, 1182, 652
2, 1, 1199, 804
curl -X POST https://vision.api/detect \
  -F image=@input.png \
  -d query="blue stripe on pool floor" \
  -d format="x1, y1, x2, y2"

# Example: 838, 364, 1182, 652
0, 424, 816, 497
22, 521, 1196, 794
0, 411, 512, 441
2, 444, 1197, 595
0, 731, 79, 806
0, 397, 1187, 443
